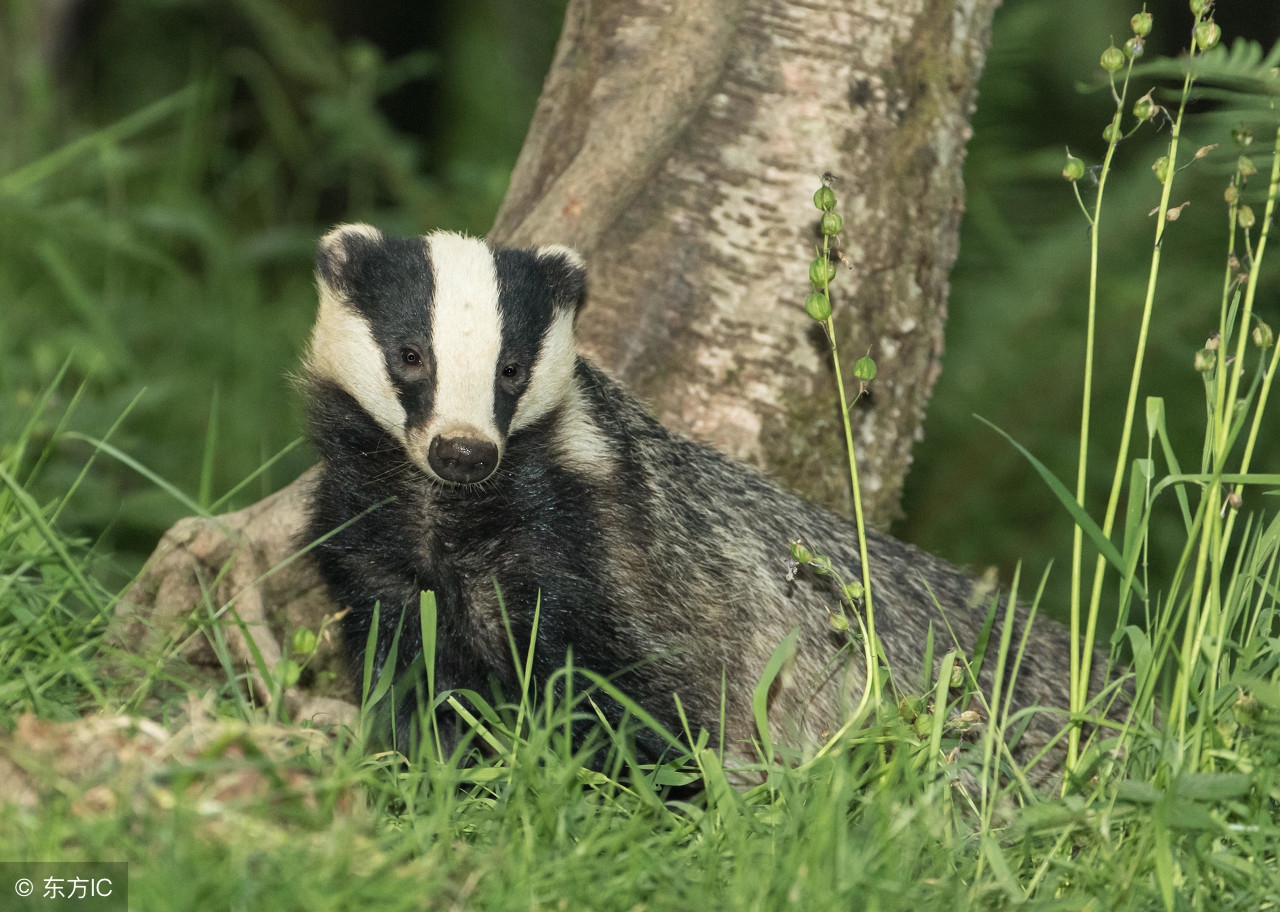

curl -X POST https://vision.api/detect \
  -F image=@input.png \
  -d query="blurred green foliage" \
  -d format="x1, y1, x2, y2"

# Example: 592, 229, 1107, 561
0, 0, 564, 574
899, 0, 1280, 623
0, 0, 1276, 618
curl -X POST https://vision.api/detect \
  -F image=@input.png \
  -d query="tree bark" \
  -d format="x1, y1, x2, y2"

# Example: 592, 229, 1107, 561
110, 0, 1000, 713
495, 0, 997, 521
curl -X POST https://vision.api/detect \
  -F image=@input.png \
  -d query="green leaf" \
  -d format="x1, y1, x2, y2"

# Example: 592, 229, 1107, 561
1121, 458, 1151, 594
1147, 397, 1194, 533
361, 601, 381, 705
977, 415, 1147, 602
365, 608, 404, 711
1115, 625, 1153, 682
928, 650, 957, 774
0, 85, 201, 194
1174, 772, 1252, 801
60, 433, 211, 520
751, 628, 799, 767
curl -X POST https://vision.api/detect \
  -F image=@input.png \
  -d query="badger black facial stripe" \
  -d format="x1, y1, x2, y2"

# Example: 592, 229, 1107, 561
424, 232, 504, 446
492, 247, 579, 436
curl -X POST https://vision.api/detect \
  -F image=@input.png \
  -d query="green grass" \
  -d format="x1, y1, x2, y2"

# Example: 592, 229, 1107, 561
3, 1, 1280, 910
1, 475, 1277, 911
2, 340, 1278, 911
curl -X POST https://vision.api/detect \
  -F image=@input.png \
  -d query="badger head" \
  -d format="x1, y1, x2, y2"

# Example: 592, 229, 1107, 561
305, 224, 587, 486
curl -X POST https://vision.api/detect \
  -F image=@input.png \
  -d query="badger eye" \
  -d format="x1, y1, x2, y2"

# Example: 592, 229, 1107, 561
402, 347, 422, 367
499, 362, 528, 389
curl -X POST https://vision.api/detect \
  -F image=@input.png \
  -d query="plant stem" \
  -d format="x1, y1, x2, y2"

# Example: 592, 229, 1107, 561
1169, 124, 1280, 753
819, 229, 879, 698
1217, 122, 1280, 559
1073, 54, 1201, 775
1067, 71, 1133, 775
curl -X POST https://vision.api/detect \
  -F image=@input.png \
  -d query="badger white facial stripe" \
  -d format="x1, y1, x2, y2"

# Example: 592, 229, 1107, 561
425, 232, 504, 443
306, 286, 407, 439
509, 309, 577, 434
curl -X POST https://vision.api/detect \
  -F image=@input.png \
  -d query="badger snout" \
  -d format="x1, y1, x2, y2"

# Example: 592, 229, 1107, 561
428, 433, 499, 484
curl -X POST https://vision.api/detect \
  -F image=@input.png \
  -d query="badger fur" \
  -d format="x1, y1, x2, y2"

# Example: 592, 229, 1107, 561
303, 223, 1110, 772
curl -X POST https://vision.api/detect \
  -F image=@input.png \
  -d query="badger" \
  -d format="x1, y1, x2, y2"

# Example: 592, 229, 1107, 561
302, 223, 1112, 774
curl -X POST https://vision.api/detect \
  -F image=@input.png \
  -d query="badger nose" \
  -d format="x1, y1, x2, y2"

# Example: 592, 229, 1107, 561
428, 435, 499, 484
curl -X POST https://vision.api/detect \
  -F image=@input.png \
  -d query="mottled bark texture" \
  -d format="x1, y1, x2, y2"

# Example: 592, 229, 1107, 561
110, 0, 999, 717
494, 0, 997, 521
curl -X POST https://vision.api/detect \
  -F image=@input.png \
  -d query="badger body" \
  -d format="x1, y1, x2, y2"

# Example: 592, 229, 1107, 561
303, 224, 1091, 768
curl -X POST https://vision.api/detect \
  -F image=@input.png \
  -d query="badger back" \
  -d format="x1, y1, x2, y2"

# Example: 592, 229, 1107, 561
304, 223, 587, 484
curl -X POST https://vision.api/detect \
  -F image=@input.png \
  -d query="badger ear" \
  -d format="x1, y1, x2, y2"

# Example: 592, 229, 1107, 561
536, 245, 587, 313
317, 223, 384, 289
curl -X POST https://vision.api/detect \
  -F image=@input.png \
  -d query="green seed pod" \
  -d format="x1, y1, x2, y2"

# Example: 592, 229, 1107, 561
853, 354, 877, 382
1194, 348, 1216, 373
1124, 36, 1145, 58
1194, 20, 1220, 51
827, 611, 851, 633
292, 627, 319, 655
1100, 45, 1125, 73
1152, 156, 1170, 182
1189, 0, 1210, 16
789, 539, 813, 564
1062, 152, 1086, 181
1133, 93, 1155, 121
279, 658, 302, 688
1232, 691, 1261, 727
804, 291, 832, 322
1224, 184, 1238, 205
1238, 156, 1258, 177
912, 714, 932, 739
897, 695, 925, 723
844, 581, 864, 601
809, 257, 836, 287
820, 211, 843, 236
949, 662, 965, 689
1238, 205, 1256, 230
813, 186, 837, 212
1131, 11, 1153, 36
1254, 320, 1275, 351
1102, 119, 1120, 144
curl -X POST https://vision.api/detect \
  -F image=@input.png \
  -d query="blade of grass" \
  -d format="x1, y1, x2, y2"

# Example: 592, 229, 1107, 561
751, 627, 799, 769
977, 415, 1146, 602
1, 85, 201, 194
198, 387, 220, 510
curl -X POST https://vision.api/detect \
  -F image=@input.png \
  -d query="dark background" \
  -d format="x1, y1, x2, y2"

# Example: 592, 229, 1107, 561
2, 0, 1278, 626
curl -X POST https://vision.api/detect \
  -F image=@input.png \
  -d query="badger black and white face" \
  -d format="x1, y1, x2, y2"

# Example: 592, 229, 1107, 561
305, 224, 587, 485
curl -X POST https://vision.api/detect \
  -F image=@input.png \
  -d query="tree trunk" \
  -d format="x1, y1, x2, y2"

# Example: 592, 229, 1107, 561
495, 0, 996, 522
110, 0, 1000, 714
